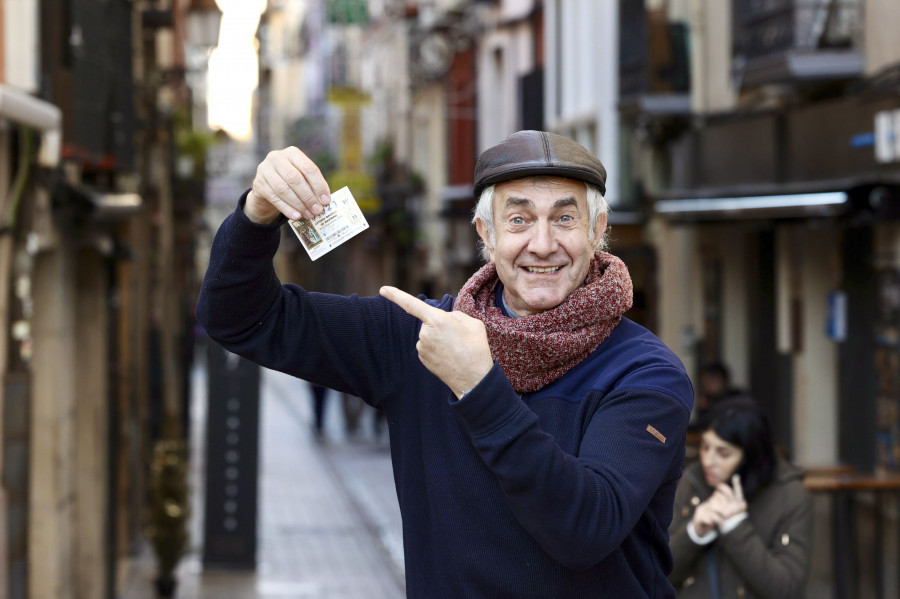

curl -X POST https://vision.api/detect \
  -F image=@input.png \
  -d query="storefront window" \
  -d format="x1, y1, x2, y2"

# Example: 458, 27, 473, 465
875, 267, 900, 472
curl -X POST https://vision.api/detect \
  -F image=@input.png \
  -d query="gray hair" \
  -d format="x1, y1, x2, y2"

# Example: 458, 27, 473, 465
472, 180, 610, 262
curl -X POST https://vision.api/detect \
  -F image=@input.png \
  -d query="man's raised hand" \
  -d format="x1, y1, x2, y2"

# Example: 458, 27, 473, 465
380, 286, 493, 399
245, 147, 332, 224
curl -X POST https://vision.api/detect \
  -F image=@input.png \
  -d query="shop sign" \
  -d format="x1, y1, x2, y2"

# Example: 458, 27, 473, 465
827, 290, 847, 342
326, 0, 368, 25
875, 109, 900, 164
326, 86, 381, 214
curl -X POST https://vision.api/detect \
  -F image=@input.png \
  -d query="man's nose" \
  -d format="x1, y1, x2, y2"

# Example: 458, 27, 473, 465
528, 220, 557, 255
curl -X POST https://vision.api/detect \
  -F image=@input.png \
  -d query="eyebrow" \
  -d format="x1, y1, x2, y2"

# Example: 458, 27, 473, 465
554, 197, 578, 209
505, 197, 533, 208
504, 197, 580, 209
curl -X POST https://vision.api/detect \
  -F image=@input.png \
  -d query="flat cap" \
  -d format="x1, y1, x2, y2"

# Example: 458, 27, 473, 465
473, 130, 607, 199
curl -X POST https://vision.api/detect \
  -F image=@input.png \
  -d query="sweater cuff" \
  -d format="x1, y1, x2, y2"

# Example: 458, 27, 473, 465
719, 512, 749, 535
223, 189, 288, 256
687, 521, 718, 545
450, 363, 525, 438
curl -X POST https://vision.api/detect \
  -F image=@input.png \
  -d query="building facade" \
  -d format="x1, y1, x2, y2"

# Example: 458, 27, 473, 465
639, 0, 900, 474
0, 0, 208, 597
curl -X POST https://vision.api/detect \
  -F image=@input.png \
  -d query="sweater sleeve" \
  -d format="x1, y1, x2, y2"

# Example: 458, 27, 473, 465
451, 364, 690, 570
717, 481, 813, 599
196, 198, 418, 405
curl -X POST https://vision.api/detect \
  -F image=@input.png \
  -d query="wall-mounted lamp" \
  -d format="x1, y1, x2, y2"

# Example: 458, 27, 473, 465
186, 0, 223, 49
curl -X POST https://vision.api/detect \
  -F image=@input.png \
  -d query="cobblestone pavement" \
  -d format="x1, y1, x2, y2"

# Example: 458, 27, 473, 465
122, 361, 404, 599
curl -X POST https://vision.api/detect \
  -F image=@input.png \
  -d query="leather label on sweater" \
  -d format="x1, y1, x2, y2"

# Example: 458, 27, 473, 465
646, 424, 666, 444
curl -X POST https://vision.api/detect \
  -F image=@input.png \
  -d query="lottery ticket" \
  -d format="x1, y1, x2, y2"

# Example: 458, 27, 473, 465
288, 186, 370, 261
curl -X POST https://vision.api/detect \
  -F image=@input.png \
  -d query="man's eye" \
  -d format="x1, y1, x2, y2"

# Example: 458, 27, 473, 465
559, 215, 574, 222
511, 217, 526, 225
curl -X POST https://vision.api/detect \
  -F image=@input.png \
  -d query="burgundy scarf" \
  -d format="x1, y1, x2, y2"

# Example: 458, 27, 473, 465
454, 252, 633, 392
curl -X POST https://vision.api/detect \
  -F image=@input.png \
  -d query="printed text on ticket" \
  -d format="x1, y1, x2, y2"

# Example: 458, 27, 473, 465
288, 186, 370, 261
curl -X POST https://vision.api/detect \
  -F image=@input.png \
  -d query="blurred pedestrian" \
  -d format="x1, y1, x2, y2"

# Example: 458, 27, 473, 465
692, 361, 748, 429
340, 391, 364, 436
308, 382, 328, 439
669, 396, 813, 598
197, 130, 694, 597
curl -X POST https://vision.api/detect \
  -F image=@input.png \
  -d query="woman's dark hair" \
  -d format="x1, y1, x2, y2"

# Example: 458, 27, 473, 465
703, 396, 777, 499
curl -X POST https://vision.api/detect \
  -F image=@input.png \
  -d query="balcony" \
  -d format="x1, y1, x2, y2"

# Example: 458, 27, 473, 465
619, 1, 691, 116
733, 0, 863, 88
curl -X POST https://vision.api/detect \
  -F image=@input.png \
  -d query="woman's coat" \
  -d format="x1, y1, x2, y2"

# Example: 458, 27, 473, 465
669, 458, 813, 598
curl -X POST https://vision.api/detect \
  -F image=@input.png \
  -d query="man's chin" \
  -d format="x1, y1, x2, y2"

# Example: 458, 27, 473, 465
521, 294, 565, 315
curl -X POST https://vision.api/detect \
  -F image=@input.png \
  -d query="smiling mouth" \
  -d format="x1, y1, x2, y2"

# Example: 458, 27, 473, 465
525, 266, 562, 274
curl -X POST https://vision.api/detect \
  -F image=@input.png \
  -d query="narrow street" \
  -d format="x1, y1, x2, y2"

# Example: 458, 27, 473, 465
122, 351, 405, 599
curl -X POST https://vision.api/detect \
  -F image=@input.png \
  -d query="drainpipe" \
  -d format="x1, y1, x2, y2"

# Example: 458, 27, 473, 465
0, 83, 61, 414
0, 84, 61, 228
0, 84, 61, 167
0, 83, 61, 411
0, 84, 60, 599
0, 83, 61, 353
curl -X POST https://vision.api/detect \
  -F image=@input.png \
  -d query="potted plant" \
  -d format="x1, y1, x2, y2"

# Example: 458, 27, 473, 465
146, 439, 190, 597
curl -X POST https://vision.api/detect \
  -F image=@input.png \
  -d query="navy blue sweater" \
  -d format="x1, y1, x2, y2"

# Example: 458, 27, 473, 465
197, 201, 694, 598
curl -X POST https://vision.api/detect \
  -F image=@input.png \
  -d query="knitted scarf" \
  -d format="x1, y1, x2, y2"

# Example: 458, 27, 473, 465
454, 252, 633, 393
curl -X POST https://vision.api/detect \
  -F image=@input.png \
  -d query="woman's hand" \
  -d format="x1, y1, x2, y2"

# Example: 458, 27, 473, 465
692, 474, 748, 537
691, 500, 725, 537
709, 474, 748, 521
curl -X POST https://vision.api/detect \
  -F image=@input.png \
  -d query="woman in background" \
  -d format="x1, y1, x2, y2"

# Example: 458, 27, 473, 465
669, 397, 813, 598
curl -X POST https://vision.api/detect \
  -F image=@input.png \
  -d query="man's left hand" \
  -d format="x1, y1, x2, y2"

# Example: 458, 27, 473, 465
380, 286, 493, 399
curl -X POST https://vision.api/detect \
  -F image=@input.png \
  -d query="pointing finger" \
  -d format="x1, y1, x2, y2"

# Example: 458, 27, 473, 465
380, 286, 444, 324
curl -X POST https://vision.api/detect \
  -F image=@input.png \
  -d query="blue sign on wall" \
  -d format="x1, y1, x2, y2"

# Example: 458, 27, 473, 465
827, 290, 847, 342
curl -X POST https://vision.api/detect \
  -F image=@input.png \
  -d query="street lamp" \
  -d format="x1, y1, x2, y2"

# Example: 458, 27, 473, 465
186, 0, 223, 49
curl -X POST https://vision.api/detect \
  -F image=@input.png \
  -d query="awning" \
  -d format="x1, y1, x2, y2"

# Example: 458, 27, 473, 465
608, 210, 645, 225
64, 184, 143, 221
0, 84, 61, 167
440, 184, 475, 218
0, 85, 59, 130
655, 191, 849, 221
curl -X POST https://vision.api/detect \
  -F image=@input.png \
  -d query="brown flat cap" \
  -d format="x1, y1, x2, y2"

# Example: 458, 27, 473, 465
473, 130, 607, 199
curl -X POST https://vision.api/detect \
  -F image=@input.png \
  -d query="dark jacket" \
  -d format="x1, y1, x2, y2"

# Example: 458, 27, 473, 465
668, 459, 813, 598
197, 198, 695, 598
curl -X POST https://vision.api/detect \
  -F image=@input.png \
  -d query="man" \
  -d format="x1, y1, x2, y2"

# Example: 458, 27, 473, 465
692, 361, 749, 430
198, 130, 693, 597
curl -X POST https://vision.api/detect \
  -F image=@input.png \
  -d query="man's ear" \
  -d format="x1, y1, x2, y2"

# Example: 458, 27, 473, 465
593, 213, 608, 248
475, 218, 494, 261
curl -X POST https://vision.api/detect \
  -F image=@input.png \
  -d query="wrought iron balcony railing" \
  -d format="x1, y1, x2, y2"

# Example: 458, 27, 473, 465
733, 0, 861, 61
619, 0, 690, 104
